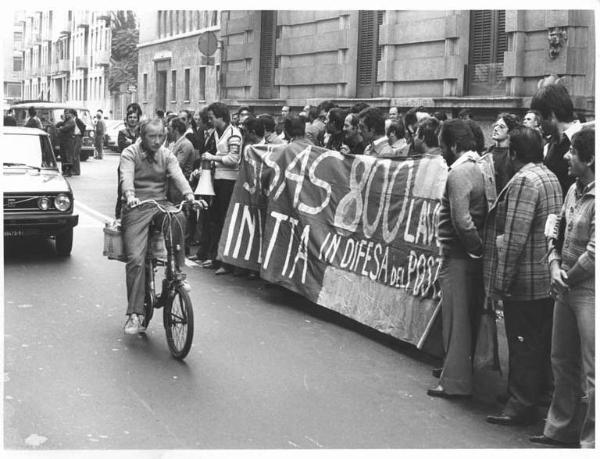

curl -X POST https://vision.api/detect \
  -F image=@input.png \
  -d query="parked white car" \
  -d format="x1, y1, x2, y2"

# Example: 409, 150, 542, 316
104, 119, 125, 151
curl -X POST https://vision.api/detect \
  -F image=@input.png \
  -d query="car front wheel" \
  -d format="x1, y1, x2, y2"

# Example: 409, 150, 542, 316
55, 228, 73, 256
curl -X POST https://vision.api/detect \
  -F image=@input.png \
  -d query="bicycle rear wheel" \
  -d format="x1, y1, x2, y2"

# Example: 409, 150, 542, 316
163, 286, 194, 359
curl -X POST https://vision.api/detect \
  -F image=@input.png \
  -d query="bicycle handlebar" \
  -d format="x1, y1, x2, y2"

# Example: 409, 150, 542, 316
131, 199, 203, 213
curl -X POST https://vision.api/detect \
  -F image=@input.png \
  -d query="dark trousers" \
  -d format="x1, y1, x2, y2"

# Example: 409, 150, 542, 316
208, 179, 236, 265
194, 195, 215, 259
72, 135, 82, 175
95, 136, 103, 159
502, 297, 554, 415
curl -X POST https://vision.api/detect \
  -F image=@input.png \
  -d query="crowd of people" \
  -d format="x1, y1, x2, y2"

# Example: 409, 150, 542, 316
7, 80, 590, 447
113, 85, 594, 447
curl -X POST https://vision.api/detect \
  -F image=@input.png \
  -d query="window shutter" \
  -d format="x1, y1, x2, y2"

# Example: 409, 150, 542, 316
357, 10, 375, 87
259, 11, 276, 99
495, 10, 507, 63
470, 10, 492, 65
357, 10, 383, 97
468, 10, 507, 96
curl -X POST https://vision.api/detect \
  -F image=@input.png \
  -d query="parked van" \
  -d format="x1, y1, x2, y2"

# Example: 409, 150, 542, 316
10, 102, 95, 162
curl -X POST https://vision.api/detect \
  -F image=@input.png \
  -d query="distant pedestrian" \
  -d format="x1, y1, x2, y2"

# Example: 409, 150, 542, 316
71, 110, 86, 175
25, 106, 42, 129
94, 110, 106, 159
56, 109, 76, 177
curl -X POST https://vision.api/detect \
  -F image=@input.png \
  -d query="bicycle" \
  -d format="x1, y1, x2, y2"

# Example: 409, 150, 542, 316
133, 199, 204, 360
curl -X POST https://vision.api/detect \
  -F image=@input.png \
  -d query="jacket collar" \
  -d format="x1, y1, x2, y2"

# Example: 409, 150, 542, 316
449, 150, 479, 170
575, 179, 595, 198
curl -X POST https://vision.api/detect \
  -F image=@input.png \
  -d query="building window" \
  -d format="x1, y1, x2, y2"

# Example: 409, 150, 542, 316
199, 67, 206, 100
184, 68, 190, 101
171, 70, 177, 100
467, 10, 507, 96
143, 73, 148, 100
13, 56, 23, 72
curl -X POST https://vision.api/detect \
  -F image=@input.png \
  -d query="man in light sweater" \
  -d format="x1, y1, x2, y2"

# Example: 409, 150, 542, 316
201, 102, 242, 274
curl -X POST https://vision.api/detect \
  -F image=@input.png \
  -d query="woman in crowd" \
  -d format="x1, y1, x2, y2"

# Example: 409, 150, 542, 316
487, 113, 520, 194
531, 127, 595, 449
115, 103, 143, 218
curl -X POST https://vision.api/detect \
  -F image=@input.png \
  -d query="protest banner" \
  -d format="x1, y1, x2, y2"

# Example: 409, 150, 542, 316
218, 141, 447, 349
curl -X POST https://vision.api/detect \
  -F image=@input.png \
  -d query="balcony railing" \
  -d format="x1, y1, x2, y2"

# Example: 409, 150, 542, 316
58, 59, 71, 73
9, 70, 23, 81
75, 55, 89, 69
95, 49, 110, 66
60, 20, 72, 35
96, 11, 111, 26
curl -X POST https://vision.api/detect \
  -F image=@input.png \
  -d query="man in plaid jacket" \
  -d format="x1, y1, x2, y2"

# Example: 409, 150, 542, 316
485, 127, 563, 426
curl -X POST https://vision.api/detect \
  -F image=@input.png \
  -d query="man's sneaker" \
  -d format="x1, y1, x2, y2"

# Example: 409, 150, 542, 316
124, 313, 144, 335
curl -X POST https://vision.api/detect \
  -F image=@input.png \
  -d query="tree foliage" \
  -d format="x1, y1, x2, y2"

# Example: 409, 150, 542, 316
109, 11, 138, 93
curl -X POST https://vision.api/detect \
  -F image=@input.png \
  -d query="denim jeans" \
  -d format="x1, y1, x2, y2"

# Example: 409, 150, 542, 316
544, 285, 595, 448
121, 201, 186, 315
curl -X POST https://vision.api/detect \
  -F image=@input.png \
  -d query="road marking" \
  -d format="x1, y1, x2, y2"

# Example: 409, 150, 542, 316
75, 200, 113, 223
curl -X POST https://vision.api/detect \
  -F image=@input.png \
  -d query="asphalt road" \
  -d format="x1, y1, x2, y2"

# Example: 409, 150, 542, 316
4, 152, 548, 450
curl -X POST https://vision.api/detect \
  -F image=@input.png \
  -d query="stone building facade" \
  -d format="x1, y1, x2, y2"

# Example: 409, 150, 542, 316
14, 10, 112, 112
217, 10, 594, 118
137, 10, 221, 116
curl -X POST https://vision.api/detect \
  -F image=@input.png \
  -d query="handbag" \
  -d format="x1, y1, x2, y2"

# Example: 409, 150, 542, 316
473, 296, 502, 373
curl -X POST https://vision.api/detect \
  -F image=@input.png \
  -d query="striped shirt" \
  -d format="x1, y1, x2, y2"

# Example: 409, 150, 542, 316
548, 180, 595, 288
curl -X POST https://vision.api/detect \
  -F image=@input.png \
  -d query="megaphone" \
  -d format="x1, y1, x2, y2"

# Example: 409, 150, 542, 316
194, 159, 215, 196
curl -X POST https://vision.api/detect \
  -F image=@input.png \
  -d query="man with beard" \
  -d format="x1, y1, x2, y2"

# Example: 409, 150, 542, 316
428, 119, 486, 399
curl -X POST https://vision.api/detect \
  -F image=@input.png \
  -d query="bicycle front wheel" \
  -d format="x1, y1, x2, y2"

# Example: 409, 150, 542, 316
163, 286, 194, 359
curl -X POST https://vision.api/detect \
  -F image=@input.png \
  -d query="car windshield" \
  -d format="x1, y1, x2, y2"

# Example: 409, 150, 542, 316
2, 134, 57, 169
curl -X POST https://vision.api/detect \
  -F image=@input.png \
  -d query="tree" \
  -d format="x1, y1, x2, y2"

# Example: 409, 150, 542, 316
109, 11, 138, 93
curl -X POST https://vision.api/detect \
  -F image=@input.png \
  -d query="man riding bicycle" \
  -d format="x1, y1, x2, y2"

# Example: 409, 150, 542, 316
119, 117, 199, 335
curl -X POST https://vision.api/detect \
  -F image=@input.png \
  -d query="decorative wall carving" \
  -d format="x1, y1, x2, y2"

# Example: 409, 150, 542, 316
548, 27, 568, 59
